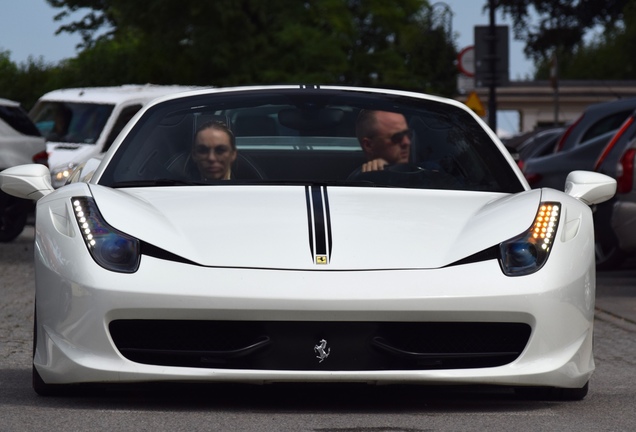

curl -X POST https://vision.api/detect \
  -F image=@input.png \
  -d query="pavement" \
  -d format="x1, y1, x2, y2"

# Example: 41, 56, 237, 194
595, 266, 636, 332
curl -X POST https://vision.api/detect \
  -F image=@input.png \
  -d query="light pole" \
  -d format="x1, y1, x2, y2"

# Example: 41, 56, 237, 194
487, 0, 497, 131
430, 2, 453, 39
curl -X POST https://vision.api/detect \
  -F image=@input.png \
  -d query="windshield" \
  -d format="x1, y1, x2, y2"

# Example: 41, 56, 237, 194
30, 101, 114, 145
98, 88, 523, 193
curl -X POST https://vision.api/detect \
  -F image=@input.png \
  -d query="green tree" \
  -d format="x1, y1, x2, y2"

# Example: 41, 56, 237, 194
550, 1, 636, 80
496, 0, 632, 63
0, 51, 69, 110
44, 0, 458, 95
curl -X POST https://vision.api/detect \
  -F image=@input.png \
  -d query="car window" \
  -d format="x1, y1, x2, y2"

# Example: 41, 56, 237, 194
102, 104, 143, 153
0, 104, 41, 137
98, 89, 524, 193
580, 110, 633, 144
30, 101, 115, 144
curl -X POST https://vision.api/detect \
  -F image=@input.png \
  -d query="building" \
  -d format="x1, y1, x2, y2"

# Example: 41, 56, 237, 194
463, 80, 636, 133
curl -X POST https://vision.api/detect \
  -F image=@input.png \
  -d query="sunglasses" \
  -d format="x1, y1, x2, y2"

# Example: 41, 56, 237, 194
388, 128, 414, 144
194, 145, 232, 156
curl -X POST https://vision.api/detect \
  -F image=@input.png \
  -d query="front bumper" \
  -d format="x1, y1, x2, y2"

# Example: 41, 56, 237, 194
34, 246, 595, 390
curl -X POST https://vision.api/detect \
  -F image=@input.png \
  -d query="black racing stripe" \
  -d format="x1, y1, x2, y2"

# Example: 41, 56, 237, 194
305, 186, 314, 256
311, 186, 327, 256
323, 187, 333, 256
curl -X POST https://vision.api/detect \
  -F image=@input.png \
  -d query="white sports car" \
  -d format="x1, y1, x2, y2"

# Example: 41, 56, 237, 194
0, 85, 616, 399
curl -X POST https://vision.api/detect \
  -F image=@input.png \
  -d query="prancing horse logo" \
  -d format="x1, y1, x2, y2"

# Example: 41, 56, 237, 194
314, 339, 330, 363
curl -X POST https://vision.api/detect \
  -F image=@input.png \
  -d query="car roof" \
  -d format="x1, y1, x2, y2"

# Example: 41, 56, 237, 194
37, 84, 209, 105
142, 84, 476, 115
0, 98, 20, 107
586, 96, 636, 111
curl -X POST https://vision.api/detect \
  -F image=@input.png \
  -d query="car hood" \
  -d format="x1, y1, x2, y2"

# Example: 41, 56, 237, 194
47, 142, 98, 170
89, 185, 542, 270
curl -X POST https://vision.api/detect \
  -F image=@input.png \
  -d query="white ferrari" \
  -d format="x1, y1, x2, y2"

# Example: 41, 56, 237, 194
0, 85, 616, 399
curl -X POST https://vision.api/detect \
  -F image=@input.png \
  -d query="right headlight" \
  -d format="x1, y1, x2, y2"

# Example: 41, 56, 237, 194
499, 202, 560, 276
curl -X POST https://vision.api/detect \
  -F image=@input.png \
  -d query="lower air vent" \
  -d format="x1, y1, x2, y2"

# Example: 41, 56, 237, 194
109, 320, 531, 371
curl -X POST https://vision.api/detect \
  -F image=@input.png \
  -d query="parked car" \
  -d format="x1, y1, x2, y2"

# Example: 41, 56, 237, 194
591, 110, 636, 269
555, 97, 636, 152
0, 98, 47, 242
522, 130, 616, 189
0, 85, 615, 399
515, 126, 564, 169
523, 98, 636, 190
29, 84, 205, 188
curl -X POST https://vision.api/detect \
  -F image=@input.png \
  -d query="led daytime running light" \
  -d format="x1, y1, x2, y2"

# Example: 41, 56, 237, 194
73, 198, 101, 249
531, 203, 559, 252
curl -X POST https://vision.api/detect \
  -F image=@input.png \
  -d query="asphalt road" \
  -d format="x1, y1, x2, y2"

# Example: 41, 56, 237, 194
2, 226, 636, 431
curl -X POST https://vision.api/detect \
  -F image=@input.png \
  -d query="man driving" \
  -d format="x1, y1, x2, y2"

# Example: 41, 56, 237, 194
355, 110, 413, 172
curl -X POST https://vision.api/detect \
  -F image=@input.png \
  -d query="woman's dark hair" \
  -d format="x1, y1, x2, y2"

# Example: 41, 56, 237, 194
194, 120, 236, 150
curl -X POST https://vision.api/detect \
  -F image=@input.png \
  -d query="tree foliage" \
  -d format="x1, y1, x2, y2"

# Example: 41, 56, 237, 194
0, 51, 72, 109
496, 0, 632, 64
40, 0, 457, 94
531, 1, 636, 80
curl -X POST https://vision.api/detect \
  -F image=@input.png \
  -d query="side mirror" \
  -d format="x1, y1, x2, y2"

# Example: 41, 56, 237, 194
564, 170, 616, 205
0, 164, 54, 200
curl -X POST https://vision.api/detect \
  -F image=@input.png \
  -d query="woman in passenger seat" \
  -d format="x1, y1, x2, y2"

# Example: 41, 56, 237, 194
191, 121, 237, 180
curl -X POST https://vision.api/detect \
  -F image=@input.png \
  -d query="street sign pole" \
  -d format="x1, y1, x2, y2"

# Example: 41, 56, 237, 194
487, 0, 497, 131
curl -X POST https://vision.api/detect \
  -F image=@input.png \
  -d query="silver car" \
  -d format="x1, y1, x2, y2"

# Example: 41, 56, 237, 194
0, 98, 47, 242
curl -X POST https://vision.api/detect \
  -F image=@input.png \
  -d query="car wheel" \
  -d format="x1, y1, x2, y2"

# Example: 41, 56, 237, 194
515, 381, 589, 401
595, 235, 625, 271
32, 307, 68, 396
0, 202, 27, 242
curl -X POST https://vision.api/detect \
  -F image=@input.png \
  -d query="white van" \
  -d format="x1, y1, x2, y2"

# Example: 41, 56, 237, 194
30, 84, 204, 187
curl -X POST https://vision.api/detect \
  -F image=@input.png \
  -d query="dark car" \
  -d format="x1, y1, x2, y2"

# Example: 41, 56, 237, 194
516, 127, 564, 169
522, 98, 636, 190
592, 110, 636, 269
0, 98, 47, 242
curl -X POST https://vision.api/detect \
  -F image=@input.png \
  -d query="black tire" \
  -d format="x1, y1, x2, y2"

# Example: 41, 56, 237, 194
0, 200, 28, 242
32, 307, 68, 396
595, 235, 625, 271
515, 381, 589, 401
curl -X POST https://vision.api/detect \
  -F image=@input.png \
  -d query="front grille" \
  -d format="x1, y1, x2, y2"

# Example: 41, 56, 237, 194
109, 320, 531, 371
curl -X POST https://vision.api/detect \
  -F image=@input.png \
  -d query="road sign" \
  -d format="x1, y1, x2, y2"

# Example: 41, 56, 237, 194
457, 46, 475, 77
457, 74, 475, 93
465, 91, 486, 117
474, 25, 510, 87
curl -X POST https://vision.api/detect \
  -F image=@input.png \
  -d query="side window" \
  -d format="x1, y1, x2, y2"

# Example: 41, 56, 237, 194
0, 105, 41, 137
580, 110, 633, 144
102, 104, 142, 153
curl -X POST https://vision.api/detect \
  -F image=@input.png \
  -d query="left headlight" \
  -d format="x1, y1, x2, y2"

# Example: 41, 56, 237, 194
499, 202, 560, 276
51, 163, 78, 188
72, 196, 140, 273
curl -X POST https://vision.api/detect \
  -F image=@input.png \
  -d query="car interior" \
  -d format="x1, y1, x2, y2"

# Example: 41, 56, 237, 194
98, 92, 524, 193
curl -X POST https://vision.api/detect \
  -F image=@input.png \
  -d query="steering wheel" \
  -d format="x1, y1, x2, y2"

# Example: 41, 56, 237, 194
383, 163, 427, 174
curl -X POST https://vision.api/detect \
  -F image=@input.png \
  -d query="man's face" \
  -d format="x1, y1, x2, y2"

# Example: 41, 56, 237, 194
192, 128, 237, 180
363, 112, 412, 164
